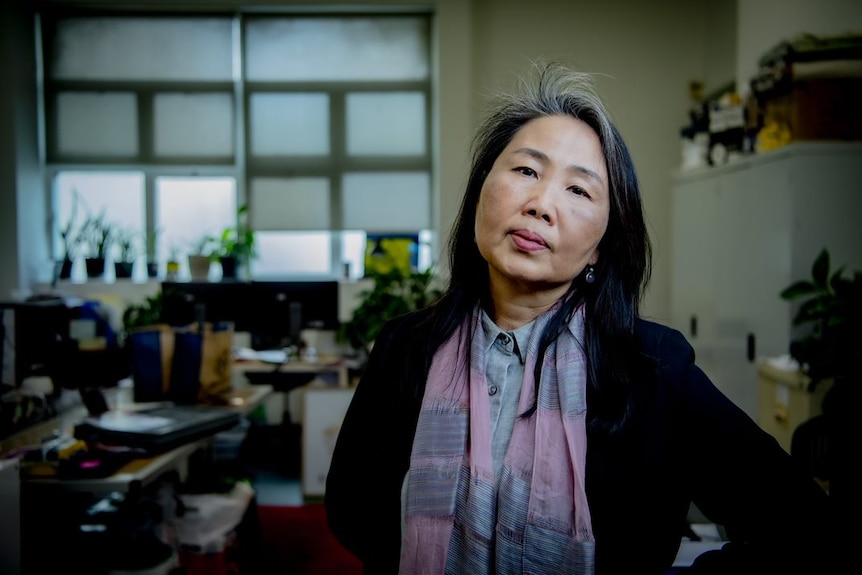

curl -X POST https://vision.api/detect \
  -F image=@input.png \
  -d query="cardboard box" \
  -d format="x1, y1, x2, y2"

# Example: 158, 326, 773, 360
764, 77, 862, 142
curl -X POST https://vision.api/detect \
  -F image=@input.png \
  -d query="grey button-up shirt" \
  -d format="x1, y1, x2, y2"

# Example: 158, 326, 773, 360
480, 309, 535, 481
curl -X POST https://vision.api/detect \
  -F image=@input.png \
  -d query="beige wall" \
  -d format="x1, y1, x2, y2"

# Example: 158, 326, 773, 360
1, 3, 47, 301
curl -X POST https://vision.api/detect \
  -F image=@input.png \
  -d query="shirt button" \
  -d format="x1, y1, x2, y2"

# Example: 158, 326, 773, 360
499, 334, 510, 344
488, 385, 498, 396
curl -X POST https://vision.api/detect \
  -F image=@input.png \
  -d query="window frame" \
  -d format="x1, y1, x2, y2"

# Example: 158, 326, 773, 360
40, 9, 434, 279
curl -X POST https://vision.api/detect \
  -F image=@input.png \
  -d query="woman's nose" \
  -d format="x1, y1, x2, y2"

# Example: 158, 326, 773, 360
524, 184, 554, 224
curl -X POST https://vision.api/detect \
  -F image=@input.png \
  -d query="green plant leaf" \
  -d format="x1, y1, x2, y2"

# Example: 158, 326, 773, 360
122, 291, 164, 332
337, 267, 440, 351
793, 296, 829, 327
811, 248, 830, 288
780, 280, 818, 300
829, 266, 846, 293
782, 247, 862, 384
217, 204, 257, 263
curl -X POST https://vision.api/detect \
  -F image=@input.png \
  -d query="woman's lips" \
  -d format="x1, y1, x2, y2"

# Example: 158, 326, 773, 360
511, 230, 548, 251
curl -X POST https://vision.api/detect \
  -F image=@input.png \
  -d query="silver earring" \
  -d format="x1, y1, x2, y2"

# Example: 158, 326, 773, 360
585, 265, 596, 284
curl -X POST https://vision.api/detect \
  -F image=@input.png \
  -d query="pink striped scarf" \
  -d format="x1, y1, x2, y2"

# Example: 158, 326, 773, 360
400, 303, 595, 574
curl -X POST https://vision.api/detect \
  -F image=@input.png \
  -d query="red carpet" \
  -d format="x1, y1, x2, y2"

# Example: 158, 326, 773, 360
257, 504, 363, 575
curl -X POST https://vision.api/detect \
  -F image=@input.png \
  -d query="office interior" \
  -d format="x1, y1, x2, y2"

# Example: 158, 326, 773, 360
1, 0, 860, 573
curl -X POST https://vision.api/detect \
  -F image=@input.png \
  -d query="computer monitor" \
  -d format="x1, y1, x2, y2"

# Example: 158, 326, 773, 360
0, 297, 70, 390
248, 280, 340, 350
160, 280, 340, 350
160, 282, 255, 332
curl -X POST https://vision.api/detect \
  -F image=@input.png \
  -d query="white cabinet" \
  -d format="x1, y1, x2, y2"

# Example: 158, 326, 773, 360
757, 361, 832, 453
670, 142, 862, 420
301, 385, 355, 498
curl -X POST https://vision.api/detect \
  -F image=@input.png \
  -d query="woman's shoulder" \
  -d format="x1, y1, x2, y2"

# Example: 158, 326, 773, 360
633, 318, 696, 372
370, 307, 436, 363
377, 306, 435, 340
634, 318, 690, 350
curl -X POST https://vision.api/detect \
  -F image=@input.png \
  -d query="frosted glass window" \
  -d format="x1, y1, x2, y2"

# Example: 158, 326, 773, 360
245, 17, 429, 81
250, 93, 329, 156
250, 177, 330, 230
341, 231, 367, 281
253, 232, 331, 276
57, 92, 138, 157
416, 229, 434, 271
51, 17, 233, 81
154, 93, 234, 157
347, 92, 426, 155
155, 177, 236, 278
55, 171, 146, 281
342, 172, 430, 231
44, 13, 432, 280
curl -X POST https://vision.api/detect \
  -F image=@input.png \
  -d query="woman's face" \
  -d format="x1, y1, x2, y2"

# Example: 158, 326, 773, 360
475, 115, 610, 296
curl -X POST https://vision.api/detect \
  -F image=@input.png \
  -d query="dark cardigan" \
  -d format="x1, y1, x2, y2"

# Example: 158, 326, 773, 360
325, 310, 837, 574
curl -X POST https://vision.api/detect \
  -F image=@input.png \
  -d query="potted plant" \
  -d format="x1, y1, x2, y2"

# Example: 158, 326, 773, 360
188, 235, 216, 281
122, 290, 164, 334
76, 212, 113, 279
780, 248, 862, 390
166, 245, 181, 282
779, 247, 861, 504
216, 204, 257, 281
146, 228, 161, 279
337, 267, 440, 360
55, 190, 81, 281
113, 228, 139, 280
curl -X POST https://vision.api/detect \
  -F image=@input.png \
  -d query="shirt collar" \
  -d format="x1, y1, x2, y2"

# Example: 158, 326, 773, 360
479, 308, 535, 364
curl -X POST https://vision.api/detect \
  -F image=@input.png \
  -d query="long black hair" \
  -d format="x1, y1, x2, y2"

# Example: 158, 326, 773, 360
420, 62, 652, 434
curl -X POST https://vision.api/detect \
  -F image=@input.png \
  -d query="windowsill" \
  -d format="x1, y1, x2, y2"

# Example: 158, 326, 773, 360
31, 277, 370, 325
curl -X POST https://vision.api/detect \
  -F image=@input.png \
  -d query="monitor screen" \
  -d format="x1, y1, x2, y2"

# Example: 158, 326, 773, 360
248, 281, 340, 350
161, 282, 255, 331
0, 297, 70, 389
160, 281, 340, 350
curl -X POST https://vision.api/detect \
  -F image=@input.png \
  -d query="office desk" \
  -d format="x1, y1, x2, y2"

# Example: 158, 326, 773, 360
23, 437, 209, 494
234, 354, 357, 498
235, 354, 352, 429
18, 384, 272, 494
235, 353, 350, 390
16, 383, 272, 575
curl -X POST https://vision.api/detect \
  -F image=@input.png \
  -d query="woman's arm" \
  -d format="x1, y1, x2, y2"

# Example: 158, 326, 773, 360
325, 316, 422, 573
660, 329, 839, 574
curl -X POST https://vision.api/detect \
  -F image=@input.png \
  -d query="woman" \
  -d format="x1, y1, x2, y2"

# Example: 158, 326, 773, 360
325, 62, 836, 574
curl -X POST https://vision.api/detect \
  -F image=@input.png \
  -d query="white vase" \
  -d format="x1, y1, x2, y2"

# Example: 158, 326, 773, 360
188, 254, 211, 281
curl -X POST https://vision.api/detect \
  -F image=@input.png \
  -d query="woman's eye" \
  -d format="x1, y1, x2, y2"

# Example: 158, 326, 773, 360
516, 167, 537, 177
569, 186, 591, 198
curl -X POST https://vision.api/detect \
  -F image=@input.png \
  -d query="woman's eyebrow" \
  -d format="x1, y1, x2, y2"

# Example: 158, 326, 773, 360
513, 146, 605, 185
